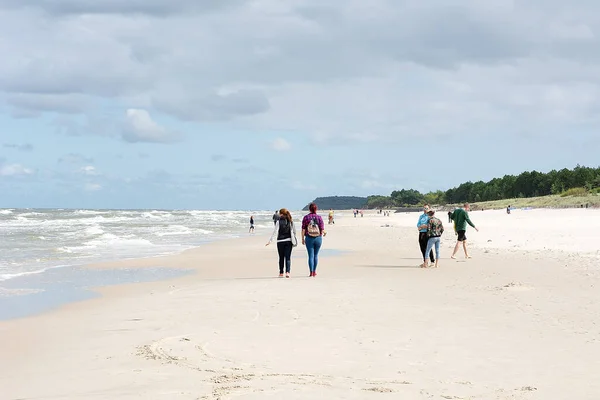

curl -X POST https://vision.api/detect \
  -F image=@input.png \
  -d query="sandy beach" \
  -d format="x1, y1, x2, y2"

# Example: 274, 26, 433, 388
1, 208, 599, 399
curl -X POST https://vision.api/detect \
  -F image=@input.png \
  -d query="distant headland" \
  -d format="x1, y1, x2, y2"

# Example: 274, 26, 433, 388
302, 196, 367, 211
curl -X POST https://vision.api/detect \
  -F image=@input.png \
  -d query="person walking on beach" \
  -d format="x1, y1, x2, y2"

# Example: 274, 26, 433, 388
449, 203, 479, 259
417, 205, 435, 266
272, 210, 279, 225
422, 209, 444, 268
301, 203, 326, 277
249, 215, 255, 234
266, 208, 298, 278
328, 209, 335, 225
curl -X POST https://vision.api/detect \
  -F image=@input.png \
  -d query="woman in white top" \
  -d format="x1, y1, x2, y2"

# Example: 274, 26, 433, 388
266, 208, 298, 278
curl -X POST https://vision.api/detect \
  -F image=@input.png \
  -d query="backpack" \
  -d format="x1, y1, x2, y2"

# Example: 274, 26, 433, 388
278, 218, 291, 238
307, 216, 321, 237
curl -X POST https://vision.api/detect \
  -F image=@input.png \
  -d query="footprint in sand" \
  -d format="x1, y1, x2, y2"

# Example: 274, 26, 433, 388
499, 282, 534, 291
136, 336, 540, 400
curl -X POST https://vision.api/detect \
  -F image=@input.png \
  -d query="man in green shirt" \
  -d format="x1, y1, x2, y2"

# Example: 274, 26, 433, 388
450, 203, 479, 259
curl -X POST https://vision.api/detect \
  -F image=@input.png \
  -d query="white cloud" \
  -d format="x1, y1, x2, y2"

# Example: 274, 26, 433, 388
84, 183, 102, 191
270, 137, 291, 151
80, 165, 99, 176
122, 109, 181, 143
0, 163, 34, 176
0, 0, 599, 146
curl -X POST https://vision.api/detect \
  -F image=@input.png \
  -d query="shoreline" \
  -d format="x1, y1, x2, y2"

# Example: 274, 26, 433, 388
2, 208, 599, 322
0, 231, 346, 322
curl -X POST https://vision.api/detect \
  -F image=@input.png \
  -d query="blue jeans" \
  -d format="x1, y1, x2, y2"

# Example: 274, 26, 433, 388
304, 235, 322, 273
425, 237, 440, 262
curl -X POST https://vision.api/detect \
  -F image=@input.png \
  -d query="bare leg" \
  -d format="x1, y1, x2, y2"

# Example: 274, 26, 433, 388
451, 241, 460, 259
463, 241, 471, 258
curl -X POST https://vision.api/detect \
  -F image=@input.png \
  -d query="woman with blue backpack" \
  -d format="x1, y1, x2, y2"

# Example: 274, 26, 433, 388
301, 203, 326, 277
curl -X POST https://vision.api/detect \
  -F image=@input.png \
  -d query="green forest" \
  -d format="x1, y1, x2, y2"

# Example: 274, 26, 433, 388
366, 165, 600, 208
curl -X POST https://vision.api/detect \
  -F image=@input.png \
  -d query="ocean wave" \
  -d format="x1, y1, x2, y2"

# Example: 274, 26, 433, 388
153, 225, 213, 237
18, 212, 46, 218
0, 287, 45, 297
83, 233, 155, 249
1, 208, 266, 282
0, 265, 68, 282
74, 210, 106, 215
84, 225, 105, 236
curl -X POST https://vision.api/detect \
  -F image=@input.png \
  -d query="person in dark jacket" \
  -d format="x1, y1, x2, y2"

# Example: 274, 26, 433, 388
417, 204, 435, 266
423, 209, 444, 268
266, 208, 298, 278
249, 215, 255, 233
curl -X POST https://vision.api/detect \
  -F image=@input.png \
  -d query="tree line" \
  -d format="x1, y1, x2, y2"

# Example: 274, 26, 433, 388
366, 165, 600, 208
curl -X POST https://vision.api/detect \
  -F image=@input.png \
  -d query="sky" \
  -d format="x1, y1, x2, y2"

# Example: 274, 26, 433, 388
1, 0, 600, 210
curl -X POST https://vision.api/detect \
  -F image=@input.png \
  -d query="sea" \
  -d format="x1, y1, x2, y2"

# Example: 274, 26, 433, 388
0, 208, 283, 282
0, 208, 281, 318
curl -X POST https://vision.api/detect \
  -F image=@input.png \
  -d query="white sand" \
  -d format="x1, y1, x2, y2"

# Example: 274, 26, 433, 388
1, 208, 599, 399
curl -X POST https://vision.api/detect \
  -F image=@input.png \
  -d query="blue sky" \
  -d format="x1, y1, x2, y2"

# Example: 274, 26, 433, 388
1, 0, 600, 210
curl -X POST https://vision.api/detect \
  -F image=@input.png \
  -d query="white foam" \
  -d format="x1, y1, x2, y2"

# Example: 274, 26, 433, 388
74, 210, 106, 215
84, 225, 105, 236
0, 265, 67, 282
0, 208, 273, 281
0, 287, 44, 297
19, 212, 45, 217
84, 233, 154, 249
154, 225, 193, 237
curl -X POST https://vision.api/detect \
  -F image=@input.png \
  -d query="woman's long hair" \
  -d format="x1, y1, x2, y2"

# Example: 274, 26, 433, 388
279, 208, 293, 222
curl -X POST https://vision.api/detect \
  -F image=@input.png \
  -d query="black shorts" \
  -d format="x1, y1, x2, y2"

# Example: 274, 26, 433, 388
457, 230, 467, 241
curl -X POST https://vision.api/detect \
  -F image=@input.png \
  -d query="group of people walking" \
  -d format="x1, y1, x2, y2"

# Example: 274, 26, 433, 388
417, 203, 478, 268
265, 202, 326, 278
257, 201, 478, 276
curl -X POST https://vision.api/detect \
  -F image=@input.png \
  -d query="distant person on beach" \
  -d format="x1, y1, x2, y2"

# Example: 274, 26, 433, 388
423, 209, 444, 268
266, 208, 298, 278
301, 202, 326, 277
249, 215, 255, 233
328, 209, 335, 225
507, 205, 511, 214
272, 210, 279, 225
449, 203, 479, 259
417, 205, 435, 266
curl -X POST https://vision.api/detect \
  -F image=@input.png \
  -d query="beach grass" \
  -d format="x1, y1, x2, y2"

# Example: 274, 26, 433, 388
463, 193, 600, 210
